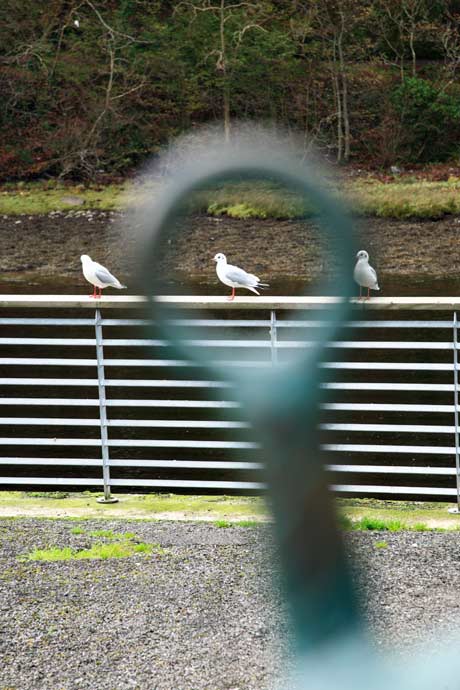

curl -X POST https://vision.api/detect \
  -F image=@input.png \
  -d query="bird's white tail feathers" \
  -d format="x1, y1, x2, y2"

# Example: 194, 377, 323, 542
115, 283, 127, 289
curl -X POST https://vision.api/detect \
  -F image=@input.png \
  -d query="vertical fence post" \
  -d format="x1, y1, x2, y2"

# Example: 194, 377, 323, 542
452, 312, 460, 512
270, 310, 278, 366
95, 308, 118, 504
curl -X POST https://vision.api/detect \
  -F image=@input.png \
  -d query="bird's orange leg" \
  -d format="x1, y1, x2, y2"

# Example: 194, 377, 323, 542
90, 285, 97, 298
227, 287, 236, 301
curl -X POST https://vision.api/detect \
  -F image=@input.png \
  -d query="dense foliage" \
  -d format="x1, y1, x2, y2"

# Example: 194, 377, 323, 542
1, 0, 460, 180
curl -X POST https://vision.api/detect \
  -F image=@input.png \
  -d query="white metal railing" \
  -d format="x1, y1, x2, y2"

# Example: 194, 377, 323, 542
0, 295, 459, 503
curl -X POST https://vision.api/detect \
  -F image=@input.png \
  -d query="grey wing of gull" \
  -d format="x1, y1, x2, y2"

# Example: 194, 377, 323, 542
95, 266, 120, 286
369, 266, 378, 282
226, 266, 258, 286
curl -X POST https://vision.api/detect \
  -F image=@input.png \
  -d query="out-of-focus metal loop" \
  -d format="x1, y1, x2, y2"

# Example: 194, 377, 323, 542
137, 140, 460, 689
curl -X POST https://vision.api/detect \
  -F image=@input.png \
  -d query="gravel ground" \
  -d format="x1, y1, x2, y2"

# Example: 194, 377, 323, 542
2, 521, 460, 690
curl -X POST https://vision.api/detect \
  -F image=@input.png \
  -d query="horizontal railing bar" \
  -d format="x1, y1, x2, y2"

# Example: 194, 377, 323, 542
0, 318, 95, 326
0, 438, 102, 446
1, 419, 453, 432
0, 398, 240, 408
108, 419, 250, 428
0, 458, 262, 470
323, 443, 455, 454
332, 484, 458, 496
0, 317, 452, 329
105, 379, 232, 388
0, 475, 454, 495
0, 418, 249, 429
328, 464, 455, 475
0, 398, 99, 406
0, 357, 267, 368
0, 418, 248, 429
0, 338, 97, 346
321, 423, 454, 433
280, 341, 453, 350
0, 438, 259, 448
1, 458, 449, 475
0, 477, 103, 485
2, 294, 460, 310
0, 377, 233, 389
109, 478, 265, 489
0, 417, 99, 426
106, 440, 259, 449
321, 362, 453, 371
0, 399, 456, 412
277, 320, 453, 329
0, 458, 103, 466
107, 399, 240, 408
0, 358, 97, 366
108, 459, 261, 469
0, 337, 454, 350
322, 403, 454, 412
1, 358, 450, 370
0, 317, 454, 330
321, 383, 454, 392
0, 378, 99, 387
0, 437, 453, 455
5, 379, 443, 392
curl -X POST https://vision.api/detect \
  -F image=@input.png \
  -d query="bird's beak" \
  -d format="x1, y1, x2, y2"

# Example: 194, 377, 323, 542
213, 257, 217, 262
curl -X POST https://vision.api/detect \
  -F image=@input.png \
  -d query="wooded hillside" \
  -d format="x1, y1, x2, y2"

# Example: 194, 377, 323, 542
2, 0, 460, 181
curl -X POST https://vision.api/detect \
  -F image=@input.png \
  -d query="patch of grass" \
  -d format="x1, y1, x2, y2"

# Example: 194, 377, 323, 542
23, 541, 160, 561
215, 520, 231, 528
25, 491, 70, 500
0, 490, 268, 522
345, 176, 460, 219
354, 516, 404, 531
21, 526, 164, 561
194, 181, 312, 219
4, 176, 460, 219
336, 497, 460, 530
89, 529, 117, 539
374, 541, 388, 549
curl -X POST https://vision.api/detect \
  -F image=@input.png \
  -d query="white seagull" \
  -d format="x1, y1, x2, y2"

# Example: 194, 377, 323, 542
353, 250, 379, 300
80, 255, 126, 298
213, 253, 269, 301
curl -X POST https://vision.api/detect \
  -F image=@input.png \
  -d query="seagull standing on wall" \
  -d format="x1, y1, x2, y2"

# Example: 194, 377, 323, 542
353, 250, 379, 300
213, 253, 269, 301
80, 255, 126, 298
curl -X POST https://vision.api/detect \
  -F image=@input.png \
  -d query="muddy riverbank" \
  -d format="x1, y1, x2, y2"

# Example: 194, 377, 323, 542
2, 210, 460, 294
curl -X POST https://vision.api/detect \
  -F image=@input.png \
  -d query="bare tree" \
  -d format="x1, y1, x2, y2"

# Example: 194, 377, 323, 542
175, 0, 267, 141
379, 0, 431, 80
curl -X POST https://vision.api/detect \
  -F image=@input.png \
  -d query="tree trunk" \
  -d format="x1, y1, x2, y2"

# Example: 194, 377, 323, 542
220, 0, 230, 142
332, 39, 343, 163
337, 12, 350, 161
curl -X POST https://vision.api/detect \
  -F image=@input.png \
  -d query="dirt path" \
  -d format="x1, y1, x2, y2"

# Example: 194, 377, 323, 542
2, 210, 460, 291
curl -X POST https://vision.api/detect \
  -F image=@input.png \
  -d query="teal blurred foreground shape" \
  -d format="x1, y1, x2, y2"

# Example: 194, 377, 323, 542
136, 139, 460, 690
